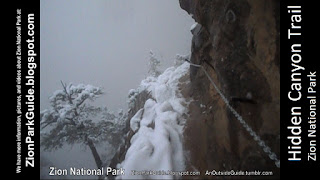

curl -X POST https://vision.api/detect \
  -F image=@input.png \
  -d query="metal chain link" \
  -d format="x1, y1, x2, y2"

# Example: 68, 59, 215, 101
189, 62, 280, 168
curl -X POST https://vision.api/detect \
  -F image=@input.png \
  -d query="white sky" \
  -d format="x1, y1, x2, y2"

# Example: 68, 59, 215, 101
40, 0, 194, 112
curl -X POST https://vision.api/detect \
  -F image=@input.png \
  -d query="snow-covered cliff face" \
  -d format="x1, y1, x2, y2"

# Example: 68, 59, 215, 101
180, 0, 280, 178
119, 62, 190, 179
108, 59, 192, 179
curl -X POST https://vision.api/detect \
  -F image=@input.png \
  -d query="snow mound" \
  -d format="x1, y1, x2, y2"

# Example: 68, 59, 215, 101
118, 62, 190, 179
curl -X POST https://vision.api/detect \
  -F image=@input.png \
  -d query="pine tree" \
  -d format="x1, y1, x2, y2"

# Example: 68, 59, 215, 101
148, 50, 161, 77
40, 82, 123, 177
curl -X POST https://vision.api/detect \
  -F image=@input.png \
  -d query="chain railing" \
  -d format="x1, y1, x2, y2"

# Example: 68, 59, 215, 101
188, 61, 280, 168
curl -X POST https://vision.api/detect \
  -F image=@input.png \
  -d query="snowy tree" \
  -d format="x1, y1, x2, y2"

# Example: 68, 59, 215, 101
175, 54, 190, 67
148, 50, 161, 77
40, 82, 123, 174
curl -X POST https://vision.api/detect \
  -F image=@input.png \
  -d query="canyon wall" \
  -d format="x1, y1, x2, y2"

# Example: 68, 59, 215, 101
180, 0, 280, 178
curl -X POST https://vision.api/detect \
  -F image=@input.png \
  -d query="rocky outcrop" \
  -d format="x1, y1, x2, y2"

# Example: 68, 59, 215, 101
108, 90, 151, 179
180, 0, 280, 178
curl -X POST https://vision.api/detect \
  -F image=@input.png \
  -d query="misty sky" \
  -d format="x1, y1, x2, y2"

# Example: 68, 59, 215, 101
40, 0, 194, 177
40, 0, 194, 112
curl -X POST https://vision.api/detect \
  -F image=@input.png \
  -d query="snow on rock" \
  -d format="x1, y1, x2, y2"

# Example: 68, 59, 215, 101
120, 62, 190, 179
190, 22, 202, 35
130, 109, 143, 132
190, 22, 198, 31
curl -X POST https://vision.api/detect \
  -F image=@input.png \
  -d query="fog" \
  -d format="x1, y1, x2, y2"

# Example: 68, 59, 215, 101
40, 0, 194, 179
40, 0, 194, 112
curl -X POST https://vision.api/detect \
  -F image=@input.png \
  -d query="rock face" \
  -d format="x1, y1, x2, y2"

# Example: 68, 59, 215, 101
180, 0, 280, 178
